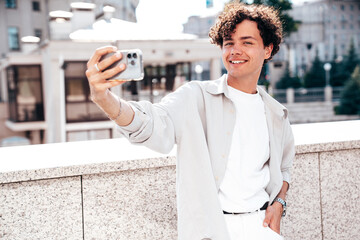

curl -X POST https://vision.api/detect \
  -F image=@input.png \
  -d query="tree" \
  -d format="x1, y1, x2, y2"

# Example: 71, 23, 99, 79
330, 38, 359, 87
342, 38, 358, 80
276, 63, 302, 89
330, 46, 346, 87
336, 65, 360, 115
251, 0, 301, 37
303, 49, 325, 88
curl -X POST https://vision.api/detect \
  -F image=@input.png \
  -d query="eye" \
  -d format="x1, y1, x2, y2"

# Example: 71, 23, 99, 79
244, 41, 253, 45
223, 42, 233, 47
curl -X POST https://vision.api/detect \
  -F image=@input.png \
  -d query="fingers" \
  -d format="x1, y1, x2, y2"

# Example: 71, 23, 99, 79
263, 207, 281, 234
96, 51, 123, 73
87, 46, 117, 69
263, 211, 271, 227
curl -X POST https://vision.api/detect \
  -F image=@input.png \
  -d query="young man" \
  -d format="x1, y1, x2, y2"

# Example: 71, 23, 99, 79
86, 3, 294, 240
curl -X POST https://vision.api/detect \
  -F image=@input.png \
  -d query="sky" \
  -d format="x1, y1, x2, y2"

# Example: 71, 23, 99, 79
136, 0, 315, 33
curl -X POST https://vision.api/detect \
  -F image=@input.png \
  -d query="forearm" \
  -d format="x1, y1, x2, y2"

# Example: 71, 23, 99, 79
276, 181, 289, 200
92, 89, 134, 126
272, 181, 288, 210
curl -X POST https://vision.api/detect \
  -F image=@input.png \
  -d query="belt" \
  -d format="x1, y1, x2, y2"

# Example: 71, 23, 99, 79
223, 201, 269, 215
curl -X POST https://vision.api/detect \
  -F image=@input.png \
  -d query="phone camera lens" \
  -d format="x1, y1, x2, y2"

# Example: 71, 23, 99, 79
130, 60, 136, 65
132, 53, 137, 59
127, 53, 132, 58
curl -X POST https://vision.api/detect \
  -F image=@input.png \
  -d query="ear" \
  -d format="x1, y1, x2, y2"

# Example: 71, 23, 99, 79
264, 43, 273, 60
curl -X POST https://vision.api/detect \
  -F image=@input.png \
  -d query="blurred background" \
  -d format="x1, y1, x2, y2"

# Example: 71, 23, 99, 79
0, 0, 359, 147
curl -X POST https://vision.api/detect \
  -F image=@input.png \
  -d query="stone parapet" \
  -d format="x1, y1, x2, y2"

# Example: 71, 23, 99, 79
1, 121, 359, 239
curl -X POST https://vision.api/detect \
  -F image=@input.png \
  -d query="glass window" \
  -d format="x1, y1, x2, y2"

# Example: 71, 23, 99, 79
64, 62, 107, 123
6, 65, 44, 122
34, 29, 42, 39
32, 1, 40, 11
350, 5, 354, 11
6, 0, 16, 8
341, 5, 345, 11
8, 27, 20, 51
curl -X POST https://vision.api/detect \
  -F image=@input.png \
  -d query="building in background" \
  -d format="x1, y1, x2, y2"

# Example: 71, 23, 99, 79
0, 1, 222, 146
182, 0, 360, 87
287, 0, 360, 78
0, 0, 139, 58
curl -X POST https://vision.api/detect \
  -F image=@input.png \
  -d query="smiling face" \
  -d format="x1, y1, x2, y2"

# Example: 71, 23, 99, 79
222, 20, 273, 92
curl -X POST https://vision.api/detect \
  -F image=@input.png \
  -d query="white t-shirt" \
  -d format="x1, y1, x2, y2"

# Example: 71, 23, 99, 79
219, 85, 270, 213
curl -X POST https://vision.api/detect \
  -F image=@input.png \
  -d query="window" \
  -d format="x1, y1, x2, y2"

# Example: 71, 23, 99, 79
350, 5, 354, 11
34, 29, 42, 39
6, 65, 44, 122
341, 5, 345, 11
8, 27, 20, 51
64, 62, 108, 123
5, 0, 16, 8
32, 1, 40, 11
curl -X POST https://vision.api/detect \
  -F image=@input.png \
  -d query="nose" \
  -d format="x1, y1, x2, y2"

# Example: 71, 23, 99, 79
231, 44, 243, 55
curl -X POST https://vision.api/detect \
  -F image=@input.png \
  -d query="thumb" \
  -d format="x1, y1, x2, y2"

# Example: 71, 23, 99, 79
263, 211, 272, 227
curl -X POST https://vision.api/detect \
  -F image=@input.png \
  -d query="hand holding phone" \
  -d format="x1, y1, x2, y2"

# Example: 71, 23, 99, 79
101, 49, 144, 81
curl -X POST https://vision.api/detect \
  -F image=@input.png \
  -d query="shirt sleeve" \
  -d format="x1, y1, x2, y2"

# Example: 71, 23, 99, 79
116, 82, 198, 154
281, 119, 295, 185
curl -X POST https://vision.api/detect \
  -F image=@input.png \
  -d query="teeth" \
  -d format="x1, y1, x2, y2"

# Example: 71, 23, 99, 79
231, 60, 245, 64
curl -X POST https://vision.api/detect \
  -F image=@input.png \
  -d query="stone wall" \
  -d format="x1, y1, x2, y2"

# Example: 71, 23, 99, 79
0, 138, 359, 239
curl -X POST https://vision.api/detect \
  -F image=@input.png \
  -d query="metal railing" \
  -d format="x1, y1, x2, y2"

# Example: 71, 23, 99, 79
272, 87, 344, 104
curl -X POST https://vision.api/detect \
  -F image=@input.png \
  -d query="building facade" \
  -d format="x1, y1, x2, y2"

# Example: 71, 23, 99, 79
0, 0, 139, 59
0, 1, 222, 146
287, 0, 360, 77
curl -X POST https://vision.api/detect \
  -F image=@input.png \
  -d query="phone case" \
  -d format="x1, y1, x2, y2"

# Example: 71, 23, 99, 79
102, 49, 144, 81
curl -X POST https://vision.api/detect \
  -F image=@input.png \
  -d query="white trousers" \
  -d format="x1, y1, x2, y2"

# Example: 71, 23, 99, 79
224, 210, 284, 240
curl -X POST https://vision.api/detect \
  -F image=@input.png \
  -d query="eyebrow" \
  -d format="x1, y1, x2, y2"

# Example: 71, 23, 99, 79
224, 36, 257, 41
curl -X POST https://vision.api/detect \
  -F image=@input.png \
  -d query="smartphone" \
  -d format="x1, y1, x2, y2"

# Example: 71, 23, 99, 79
101, 49, 144, 81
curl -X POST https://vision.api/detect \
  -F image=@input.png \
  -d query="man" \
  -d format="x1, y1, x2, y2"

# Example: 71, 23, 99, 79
86, 2, 294, 240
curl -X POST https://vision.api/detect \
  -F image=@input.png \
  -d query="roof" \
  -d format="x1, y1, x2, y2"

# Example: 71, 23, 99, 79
69, 18, 198, 42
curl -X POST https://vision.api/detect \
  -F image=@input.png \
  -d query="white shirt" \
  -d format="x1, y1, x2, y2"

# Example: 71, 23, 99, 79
219, 85, 270, 212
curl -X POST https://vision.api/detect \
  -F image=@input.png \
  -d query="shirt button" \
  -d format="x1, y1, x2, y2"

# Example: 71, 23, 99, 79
227, 132, 231, 136
221, 154, 225, 158
215, 176, 219, 181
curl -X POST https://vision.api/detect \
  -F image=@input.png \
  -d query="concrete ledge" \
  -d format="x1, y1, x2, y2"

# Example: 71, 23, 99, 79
1, 120, 359, 239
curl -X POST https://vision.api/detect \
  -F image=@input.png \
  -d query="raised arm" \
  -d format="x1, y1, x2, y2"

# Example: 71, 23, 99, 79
85, 46, 134, 126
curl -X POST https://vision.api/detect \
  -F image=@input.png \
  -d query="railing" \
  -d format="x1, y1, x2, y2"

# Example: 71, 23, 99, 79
294, 87, 325, 102
272, 86, 344, 104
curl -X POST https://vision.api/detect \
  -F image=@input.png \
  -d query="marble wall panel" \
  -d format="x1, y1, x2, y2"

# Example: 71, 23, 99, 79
0, 176, 82, 239
320, 149, 360, 240
82, 166, 177, 240
282, 153, 322, 240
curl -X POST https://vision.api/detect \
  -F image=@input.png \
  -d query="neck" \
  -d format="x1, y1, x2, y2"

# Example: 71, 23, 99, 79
227, 75, 258, 94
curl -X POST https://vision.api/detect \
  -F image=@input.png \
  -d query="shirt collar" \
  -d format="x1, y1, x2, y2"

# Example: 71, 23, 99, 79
205, 74, 288, 119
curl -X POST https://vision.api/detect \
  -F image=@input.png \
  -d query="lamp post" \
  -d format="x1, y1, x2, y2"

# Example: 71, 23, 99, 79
195, 64, 203, 81
323, 63, 332, 102
323, 63, 332, 87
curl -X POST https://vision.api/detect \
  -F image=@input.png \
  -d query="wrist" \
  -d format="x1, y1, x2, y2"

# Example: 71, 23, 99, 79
91, 89, 110, 104
273, 197, 287, 217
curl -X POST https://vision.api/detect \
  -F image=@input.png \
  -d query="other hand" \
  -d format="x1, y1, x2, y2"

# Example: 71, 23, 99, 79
263, 202, 283, 234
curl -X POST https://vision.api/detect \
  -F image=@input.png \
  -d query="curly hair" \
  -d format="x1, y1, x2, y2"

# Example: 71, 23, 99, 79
209, 2, 283, 63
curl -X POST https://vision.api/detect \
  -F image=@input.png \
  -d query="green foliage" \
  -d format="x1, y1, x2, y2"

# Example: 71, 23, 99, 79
343, 38, 358, 79
276, 64, 302, 89
238, 0, 300, 36
336, 66, 360, 115
331, 38, 359, 87
303, 50, 325, 88
253, 0, 300, 36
